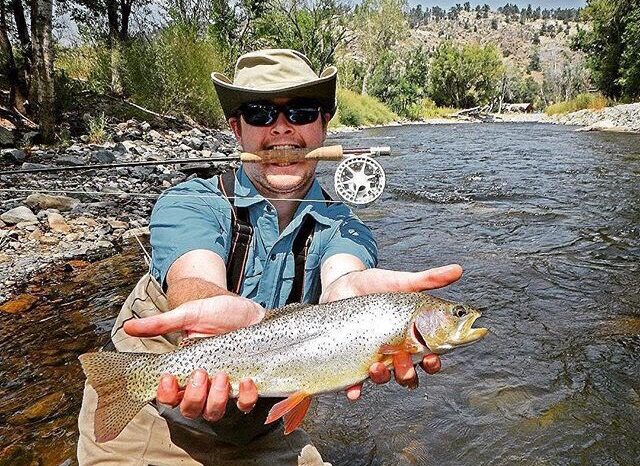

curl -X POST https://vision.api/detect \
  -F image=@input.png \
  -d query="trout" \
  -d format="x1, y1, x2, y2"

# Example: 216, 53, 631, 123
79, 292, 487, 442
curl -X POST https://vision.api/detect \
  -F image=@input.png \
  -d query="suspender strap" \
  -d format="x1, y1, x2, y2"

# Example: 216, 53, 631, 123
286, 215, 316, 304
218, 170, 253, 294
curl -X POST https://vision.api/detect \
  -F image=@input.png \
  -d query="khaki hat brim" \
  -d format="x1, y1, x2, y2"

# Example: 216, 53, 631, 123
211, 66, 337, 121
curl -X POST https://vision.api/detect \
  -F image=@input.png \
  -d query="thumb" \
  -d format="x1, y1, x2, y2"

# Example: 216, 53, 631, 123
124, 295, 265, 338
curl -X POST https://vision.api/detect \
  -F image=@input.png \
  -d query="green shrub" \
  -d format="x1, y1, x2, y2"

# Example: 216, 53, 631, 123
406, 98, 456, 120
545, 93, 609, 115
86, 113, 109, 144
122, 24, 226, 126
330, 89, 398, 127
56, 23, 227, 127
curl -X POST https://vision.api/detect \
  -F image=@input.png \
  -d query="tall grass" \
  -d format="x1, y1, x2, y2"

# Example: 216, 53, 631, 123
56, 24, 227, 126
331, 89, 398, 128
406, 98, 457, 120
545, 93, 609, 115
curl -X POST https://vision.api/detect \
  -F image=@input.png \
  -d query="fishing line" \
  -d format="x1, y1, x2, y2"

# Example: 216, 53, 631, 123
0, 187, 345, 204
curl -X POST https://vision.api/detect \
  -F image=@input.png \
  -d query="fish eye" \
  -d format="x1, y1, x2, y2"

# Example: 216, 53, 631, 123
453, 306, 467, 318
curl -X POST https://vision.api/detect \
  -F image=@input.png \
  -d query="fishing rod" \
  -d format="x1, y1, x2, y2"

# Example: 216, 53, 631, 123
0, 145, 391, 205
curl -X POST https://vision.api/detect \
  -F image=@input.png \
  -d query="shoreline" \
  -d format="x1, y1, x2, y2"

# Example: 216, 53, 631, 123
330, 103, 640, 134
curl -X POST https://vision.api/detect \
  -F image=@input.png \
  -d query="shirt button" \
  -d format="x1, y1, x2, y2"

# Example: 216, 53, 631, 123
270, 253, 277, 260
259, 301, 266, 307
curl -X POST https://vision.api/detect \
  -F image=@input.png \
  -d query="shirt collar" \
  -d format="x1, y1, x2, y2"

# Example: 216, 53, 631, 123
234, 165, 334, 227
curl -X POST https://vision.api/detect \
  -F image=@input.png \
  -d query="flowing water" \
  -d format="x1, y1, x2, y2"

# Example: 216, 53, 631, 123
1, 123, 639, 465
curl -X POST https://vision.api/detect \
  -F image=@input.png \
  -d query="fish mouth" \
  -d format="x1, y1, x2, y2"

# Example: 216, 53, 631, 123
451, 312, 488, 346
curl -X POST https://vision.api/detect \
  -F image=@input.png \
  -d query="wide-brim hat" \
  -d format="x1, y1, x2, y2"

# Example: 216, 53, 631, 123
211, 49, 337, 121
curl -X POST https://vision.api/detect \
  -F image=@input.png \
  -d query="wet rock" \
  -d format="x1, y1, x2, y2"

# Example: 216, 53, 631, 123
183, 136, 204, 150
2, 149, 26, 163
20, 162, 47, 170
0, 293, 38, 314
0, 126, 15, 147
122, 226, 150, 240
56, 154, 85, 165
90, 149, 116, 164
1, 206, 37, 224
70, 216, 99, 227
28, 229, 43, 241
25, 193, 80, 211
16, 220, 38, 230
113, 141, 127, 153
40, 235, 60, 245
108, 219, 128, 229
9, 391, 67, 425
148, 129, 163, 140
48, 212, 71, 233
21, 131, 40, 145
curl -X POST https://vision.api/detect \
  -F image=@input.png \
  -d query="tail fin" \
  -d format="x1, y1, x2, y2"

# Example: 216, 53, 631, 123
79, 351, 159, 442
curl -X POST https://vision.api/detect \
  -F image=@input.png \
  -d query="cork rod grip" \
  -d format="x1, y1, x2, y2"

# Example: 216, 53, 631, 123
240, 145, 344, 163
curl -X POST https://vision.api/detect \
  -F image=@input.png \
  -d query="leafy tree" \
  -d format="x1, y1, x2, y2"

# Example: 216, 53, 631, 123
428, 41, 503, 108
354, 0, 409, 95
254, 0, 351, 73
528, 50, 541, 72
573, 0, 640, 100
368, 46, 430, 115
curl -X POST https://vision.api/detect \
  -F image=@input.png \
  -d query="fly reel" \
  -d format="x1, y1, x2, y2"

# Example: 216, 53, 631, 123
334, 155, 386, 205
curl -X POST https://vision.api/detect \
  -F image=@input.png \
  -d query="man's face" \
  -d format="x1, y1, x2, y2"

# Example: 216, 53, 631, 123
229, 97, 331, 198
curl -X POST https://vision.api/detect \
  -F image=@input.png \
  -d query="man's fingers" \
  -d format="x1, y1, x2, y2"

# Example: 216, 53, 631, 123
345, 384, 362, 400
393, 352, 418, 389
415, 264, 463, 291
204, 372, 230, 422
421, 353, 441, 374
180, 369, 209, 419
124, 296, 265, 337
236, 378, 258, 413
369, 362, 391, 384
156, 374, 183, 406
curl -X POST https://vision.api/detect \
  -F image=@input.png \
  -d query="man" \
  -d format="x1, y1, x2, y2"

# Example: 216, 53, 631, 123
77, 49, 463, 465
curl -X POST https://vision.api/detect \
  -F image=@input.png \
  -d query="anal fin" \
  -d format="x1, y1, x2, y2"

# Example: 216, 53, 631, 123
265, 390, 312, 435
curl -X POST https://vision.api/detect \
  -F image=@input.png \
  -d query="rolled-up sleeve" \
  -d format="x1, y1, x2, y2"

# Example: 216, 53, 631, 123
319, 205, 378, 268
149, 180, 232, 286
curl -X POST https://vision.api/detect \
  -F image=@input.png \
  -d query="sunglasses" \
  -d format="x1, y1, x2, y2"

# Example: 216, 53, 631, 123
239, 102, 322, 126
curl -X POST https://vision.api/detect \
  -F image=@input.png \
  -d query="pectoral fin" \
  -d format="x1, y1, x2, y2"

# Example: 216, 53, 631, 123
265, 390, 312, 435
379, 340, 421, 355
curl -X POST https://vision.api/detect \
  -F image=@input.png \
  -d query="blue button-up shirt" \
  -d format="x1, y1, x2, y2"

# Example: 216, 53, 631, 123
149, 166, 378, 308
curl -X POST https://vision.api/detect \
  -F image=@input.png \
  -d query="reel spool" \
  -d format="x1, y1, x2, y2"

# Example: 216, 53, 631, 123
334, 155, 386, 205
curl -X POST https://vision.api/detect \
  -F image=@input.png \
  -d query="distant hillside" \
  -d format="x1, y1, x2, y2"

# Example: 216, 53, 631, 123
404, 5, 588, 105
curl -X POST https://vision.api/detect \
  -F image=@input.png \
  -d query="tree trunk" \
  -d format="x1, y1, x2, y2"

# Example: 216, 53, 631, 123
1, 2, 27, 113
106, 0, 123, 95
361, 63, 373, 95
30, 0, 55, 142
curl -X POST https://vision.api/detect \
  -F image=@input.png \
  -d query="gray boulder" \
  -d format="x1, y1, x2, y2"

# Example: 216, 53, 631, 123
25, 193, 80, 211
1, 206, 37, 224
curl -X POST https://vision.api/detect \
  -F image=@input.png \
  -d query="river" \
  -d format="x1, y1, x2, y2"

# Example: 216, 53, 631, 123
1, 122, 639, 465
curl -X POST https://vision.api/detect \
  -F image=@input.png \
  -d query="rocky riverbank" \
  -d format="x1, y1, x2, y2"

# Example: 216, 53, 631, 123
543, 102, 640, 132
0, 120, 238, 306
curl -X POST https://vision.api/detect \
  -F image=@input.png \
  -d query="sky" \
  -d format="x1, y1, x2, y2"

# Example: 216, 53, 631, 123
407, 0, 586, 9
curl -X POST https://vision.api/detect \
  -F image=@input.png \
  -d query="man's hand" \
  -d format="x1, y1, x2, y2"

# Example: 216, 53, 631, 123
319, 262, 463, 400
124, 295, 265, 420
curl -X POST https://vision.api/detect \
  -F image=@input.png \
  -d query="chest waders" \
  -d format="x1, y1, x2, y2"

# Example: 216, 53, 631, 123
102, 169, 330, 448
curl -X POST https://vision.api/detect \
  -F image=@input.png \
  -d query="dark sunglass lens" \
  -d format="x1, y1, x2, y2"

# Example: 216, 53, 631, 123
243, 104, 278, 126
286, 107, 320, 124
